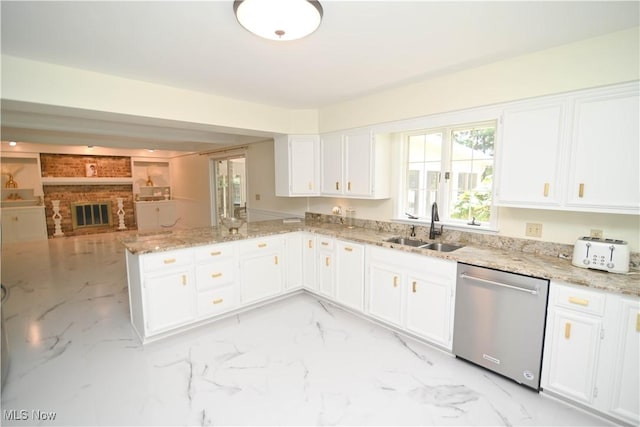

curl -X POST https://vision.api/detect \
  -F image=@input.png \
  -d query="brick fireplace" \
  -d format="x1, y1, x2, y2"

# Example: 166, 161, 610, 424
41, 153, 135, 237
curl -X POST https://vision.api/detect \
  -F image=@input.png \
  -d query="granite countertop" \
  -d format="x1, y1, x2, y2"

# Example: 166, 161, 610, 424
119, 219, 640, 297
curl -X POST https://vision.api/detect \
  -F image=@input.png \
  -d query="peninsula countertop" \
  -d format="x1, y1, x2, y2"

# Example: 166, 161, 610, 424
119, 219, 640, 297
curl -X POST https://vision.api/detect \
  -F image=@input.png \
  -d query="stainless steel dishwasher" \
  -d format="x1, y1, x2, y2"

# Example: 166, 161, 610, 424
453, 263, 549, 390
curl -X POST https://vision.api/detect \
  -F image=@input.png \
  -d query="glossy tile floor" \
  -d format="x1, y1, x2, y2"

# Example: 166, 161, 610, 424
1, 233, 611, 426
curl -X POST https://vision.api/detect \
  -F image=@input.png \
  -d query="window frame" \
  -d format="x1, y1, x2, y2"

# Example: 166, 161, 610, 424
397, 119, 499, 231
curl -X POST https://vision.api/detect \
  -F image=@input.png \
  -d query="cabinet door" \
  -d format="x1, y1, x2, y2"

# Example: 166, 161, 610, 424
320, 133, 344, 195
368, 264, 403, 326
495, 104, 565, 207
302, 234, 317, 290
1, 208, 48, 243
290, 136, 320, 195
543, 309, 602, 404
608, 297, 640, 424
285, 233, 303, 290
344, 131, 373, 197
135, 203, 157, 231
239, 250, 283, 304
145, 270, 196, 334
567, 91, 640, 212
335, 241, 364, 311
405, 275, 452, 348
317, 246, 335, 298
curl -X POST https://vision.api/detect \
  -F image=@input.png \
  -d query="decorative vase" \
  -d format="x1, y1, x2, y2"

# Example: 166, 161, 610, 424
4, 174, 17, 189
146, 176, 154, 187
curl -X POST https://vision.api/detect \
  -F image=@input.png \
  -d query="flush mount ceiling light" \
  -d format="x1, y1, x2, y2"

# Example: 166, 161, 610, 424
233, 0, 323, 41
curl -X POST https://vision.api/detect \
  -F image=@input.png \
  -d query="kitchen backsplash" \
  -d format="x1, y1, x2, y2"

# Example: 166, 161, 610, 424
304, 212, 640, 269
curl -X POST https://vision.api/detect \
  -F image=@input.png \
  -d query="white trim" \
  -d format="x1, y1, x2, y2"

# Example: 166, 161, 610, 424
42, 177, 134, 185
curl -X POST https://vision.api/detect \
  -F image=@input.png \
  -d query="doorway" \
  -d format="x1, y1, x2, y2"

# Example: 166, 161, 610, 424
211, 156, 247, 224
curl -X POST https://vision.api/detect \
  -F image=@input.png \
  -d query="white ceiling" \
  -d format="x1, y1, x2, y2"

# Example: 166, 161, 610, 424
1, 0, 638, 151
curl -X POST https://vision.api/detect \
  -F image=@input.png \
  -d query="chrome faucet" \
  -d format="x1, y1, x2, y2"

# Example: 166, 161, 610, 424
429, 202, 443, 239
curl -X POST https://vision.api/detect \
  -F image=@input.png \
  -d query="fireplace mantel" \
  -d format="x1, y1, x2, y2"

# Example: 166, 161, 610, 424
42, 177, 134, 186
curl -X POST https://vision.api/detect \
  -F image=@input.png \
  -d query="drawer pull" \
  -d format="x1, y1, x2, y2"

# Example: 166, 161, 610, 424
344, 247, 353, 252
348, 181, 352, 191
335, 181, 340, 191
211, 273, 223, 279
412, 281, 417, 293
212, 298, 224, 305
543, 183, 549, 197
565, 322, 571, 339
210, 251, 222, 256
258, 243, 267, 248
164, 258, 176, 264
568, 296, 589, 306
393, 276, 398, 288
325, 256, 330, 267
308, 240, 313, 249
274, 255, 279, 265
308, 182, 313, 190
579, 183, 585, 198
321, 241, 329, 246
636, 313, 640, 332
181, 275, 187, 286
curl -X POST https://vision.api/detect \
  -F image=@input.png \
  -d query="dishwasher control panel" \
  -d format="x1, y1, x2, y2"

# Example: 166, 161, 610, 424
571, 237, 629, 274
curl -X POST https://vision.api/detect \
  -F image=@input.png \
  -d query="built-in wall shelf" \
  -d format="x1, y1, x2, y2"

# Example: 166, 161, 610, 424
41, 177, 134, 186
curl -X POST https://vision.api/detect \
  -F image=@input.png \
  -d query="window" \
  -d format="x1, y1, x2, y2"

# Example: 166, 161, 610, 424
402, 121, 496, 228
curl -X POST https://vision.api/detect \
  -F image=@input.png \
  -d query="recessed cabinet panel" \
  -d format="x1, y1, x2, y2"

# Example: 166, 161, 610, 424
145, 270, 196, 334
345, 132, 373, 197
368, 265, 403, 326
335, 241, 365, 311
567, 91, 640, 211
274, 135, 320, 196
496, 103, 564, 206
320, 133, 344, 196
406, 276, 451, 347
1, 207, 47, 243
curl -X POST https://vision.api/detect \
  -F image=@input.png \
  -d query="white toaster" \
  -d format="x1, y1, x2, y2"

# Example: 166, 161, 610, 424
572, 237, 630, 274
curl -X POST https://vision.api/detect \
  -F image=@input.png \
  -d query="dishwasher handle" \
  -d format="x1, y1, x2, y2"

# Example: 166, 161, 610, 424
460, 273, 538, 295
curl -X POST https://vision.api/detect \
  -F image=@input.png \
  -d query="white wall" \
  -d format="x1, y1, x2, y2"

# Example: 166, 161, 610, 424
169, 153, 213, 229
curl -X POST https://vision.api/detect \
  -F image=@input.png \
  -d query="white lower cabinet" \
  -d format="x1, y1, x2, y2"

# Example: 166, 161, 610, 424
302, 233, 317, 290
285, 233, 303, 291
1, 206, 48, 243
335, 240, 365, 311
367, 246, 456, 349
238, 237, 284, 304
542, 281, 640, 425
135, 200, 177, 231
316, 236, 335, 298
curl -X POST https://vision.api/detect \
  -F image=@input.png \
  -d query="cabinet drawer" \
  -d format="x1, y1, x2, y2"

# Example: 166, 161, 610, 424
552, 283, 606, 316
194, 243, 235, 263
316, 237, 334, 250
237, 236, 284, 254
143, 249, 193, 272
195, 261, 236, 291
197, 286, 237, 318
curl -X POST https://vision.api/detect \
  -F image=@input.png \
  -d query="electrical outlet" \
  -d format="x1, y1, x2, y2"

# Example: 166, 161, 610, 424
590, 229, 603, 239
525, 223, 543, 238
255, 194, 261, 201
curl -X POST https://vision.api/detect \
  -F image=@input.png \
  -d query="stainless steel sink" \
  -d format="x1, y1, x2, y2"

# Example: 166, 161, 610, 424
385, 237, 428, 247
421, 242, 464, 252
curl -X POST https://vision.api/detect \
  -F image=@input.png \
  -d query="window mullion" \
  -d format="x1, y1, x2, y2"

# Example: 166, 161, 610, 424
439, 127, 452, 221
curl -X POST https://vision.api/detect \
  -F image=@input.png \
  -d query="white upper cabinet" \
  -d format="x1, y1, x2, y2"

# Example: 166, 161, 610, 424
274, 135, 320, 197
566, 88, 639, 213
495, 102, 566, 207
495, 82, 639, 214
320, 129, 390, 199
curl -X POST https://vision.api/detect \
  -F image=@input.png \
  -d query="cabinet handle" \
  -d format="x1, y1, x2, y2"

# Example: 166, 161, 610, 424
211, 273, 222, 278
181, 275, 187, 286
164, 258, 176, 264
412, 281, 417, 293
393, 276, 398, 288
636, 313, 640, 332
344, 247, 353, 252
579, 183, 585, 198
543, 183, 549, 197
210, 251, 222, 256
568, 296, 589, 306
335, 181, 340, 191
308, 182, 313, 190
212, 298, 223, 305
348, 181, 352, 191
325, 256, 330, 267
274, 255, 279, 265
156, 207, 160, 212
321, 241, 329, 246
308, 240, 313, 249
258, 243, 267, 248
564, 322, 571, 339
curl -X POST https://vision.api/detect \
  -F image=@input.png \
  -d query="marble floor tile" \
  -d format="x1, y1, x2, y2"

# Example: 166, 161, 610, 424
1, 233, 612, 426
